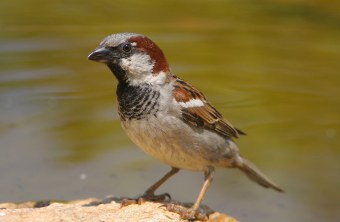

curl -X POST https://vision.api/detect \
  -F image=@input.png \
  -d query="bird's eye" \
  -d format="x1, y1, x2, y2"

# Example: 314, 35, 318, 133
122, 43, 132, 53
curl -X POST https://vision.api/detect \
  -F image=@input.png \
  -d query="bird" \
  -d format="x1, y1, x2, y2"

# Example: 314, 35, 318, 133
88, 32, 283, 219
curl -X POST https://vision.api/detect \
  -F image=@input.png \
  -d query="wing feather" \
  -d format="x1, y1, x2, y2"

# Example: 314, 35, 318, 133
172, 76, 245, 139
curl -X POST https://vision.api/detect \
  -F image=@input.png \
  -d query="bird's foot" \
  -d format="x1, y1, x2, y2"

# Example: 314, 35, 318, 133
121, 192, 171, 207
164, 203, 208, 221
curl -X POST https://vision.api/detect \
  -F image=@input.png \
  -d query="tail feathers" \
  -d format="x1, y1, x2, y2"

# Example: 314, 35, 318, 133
236, 158, 284, 192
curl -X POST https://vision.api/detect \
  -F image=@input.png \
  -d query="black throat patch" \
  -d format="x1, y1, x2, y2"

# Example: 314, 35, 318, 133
107, 63, 127, 83
116, 82, 160, 121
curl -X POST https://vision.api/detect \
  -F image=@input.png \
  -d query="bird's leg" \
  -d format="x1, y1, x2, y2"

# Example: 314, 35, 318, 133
143, 167, 180, 198
121, 167, 179, 206
166, 167, 215, 220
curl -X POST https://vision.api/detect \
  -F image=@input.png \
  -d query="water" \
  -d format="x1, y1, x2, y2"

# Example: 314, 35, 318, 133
1, 1, 339, 221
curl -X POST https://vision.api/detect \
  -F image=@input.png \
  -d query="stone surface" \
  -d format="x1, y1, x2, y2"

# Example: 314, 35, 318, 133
0, 197, 238, 222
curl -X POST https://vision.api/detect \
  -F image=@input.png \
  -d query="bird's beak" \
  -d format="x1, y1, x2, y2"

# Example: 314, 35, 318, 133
88, 47, 114, 63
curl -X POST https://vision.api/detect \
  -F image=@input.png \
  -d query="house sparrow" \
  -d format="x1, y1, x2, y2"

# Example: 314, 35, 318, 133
88, 33, 283, 219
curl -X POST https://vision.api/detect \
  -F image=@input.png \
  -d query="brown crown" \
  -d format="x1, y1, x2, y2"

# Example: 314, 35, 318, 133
128, 36, 170, 74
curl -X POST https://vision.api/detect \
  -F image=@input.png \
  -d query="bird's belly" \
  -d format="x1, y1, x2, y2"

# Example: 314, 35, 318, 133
121, 115, 236, 171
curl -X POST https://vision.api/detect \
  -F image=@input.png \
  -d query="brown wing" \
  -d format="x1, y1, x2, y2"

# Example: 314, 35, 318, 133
173, 76, 245, 139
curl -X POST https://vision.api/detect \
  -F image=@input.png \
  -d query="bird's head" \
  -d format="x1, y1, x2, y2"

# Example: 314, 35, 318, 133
88, 33, 170, 85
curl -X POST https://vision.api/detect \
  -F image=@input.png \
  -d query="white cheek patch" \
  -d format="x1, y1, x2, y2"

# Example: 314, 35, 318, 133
121, 53, 169, 86
121, 53, 154, 75
178, 99, 204, 108
145, 71, 167, 85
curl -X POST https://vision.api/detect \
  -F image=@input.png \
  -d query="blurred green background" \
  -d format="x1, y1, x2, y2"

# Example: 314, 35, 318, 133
0, 0, 339, 221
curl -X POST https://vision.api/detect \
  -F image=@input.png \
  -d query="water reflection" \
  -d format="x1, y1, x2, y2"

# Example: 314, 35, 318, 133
0, 1, 339, 222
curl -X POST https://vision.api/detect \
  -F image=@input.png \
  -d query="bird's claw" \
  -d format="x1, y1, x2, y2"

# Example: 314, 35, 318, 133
120, 192, 171, 208
162, 203, 207, 220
